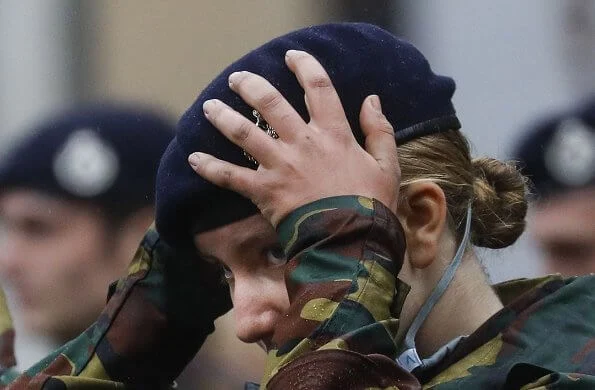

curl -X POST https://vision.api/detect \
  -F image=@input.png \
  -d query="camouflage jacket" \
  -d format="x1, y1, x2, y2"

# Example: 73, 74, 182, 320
0, 290, 17, 383
0, 196, 593, 389
418, 274, 595, 389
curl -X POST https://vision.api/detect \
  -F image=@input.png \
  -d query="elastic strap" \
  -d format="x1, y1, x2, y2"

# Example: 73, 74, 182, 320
396, 203, 472, 372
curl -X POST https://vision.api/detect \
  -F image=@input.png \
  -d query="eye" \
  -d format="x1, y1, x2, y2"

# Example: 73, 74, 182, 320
198, 252, 234, 283
266, 245, 287, 267
22, 218, 54, 239
221, 264, 234, 281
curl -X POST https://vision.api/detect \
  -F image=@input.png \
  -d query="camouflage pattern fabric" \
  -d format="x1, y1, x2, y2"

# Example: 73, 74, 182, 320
418, 275, 595, 389
0, 289, 17, 384
262, 196, 418, 389
0, 196, 593, 389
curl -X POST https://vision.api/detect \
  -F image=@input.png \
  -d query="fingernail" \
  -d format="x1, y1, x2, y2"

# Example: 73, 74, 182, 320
203, 99, 216, 117
285, 49, 298, 58
188, 152, 201, 167
228, 71, 245, 87
369, 95, 382, 113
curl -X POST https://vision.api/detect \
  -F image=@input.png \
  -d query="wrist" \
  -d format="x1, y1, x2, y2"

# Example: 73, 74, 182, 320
277, 196, 376, 255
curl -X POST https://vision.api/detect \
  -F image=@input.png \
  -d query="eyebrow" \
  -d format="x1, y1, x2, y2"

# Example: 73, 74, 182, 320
196, 224, 277, 264
195, 249, 221, 265
236, 229, 276, 254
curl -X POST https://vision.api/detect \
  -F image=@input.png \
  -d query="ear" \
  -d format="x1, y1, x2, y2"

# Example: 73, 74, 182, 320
398, 182, 447, 269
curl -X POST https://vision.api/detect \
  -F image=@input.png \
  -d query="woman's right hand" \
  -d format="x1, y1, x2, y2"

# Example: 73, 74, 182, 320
188, 50, 401, 227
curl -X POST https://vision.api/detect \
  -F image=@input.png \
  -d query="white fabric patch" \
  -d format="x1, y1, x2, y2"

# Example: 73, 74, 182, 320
52, 129, 119, 197
545, 118, 595, 187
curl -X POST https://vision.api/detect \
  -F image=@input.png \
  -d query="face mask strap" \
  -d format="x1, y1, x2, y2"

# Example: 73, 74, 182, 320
397, 202, 472, 372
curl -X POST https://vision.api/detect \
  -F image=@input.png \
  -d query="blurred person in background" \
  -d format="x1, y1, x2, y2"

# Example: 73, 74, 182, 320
0, 103, 173, 345
514, 97, 595, 276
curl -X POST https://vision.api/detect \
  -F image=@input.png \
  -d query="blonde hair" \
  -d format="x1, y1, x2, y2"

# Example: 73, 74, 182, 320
398, 130, 528, 249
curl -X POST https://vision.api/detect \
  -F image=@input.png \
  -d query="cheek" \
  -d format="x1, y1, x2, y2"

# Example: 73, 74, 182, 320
36, 232, 107, 294
267, 266, 290, 308
230, 269, 290, 312
30, 250, 91, 305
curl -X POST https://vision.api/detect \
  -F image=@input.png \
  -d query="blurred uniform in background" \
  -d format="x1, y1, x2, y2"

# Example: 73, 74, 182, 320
0, 289, 15, 381
514, 97, 595, 276
0, 104, 173, 344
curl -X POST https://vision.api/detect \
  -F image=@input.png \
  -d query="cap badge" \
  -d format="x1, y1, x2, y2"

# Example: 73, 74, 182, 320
544, 118, 595, 187
53, 129, 120, 197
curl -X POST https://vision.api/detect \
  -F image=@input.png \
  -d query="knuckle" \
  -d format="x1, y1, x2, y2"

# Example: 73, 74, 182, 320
278, 112, 294, 126
306, 74, 333, 91
366, 114, 394, 137
234, 121, 254, 142
217, 167, 234, 188
257, 90, 283, 112
278, 158, 295, 172
380, 118, 395, 136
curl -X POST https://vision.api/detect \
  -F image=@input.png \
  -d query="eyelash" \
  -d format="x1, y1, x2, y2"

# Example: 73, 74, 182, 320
220, 245, 288, 281
222, 264, 234, 280
266, 244, 287, 267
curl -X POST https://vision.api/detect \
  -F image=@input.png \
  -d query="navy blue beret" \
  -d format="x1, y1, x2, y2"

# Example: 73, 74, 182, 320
0, 103, 174, 216
156, 22, 461, 247
513, 97, 595, 199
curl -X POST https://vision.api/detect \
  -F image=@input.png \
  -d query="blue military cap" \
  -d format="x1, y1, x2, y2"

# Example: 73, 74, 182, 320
156, 22, 461, 247
514, 97, 595, 199
0, 103, 174, 216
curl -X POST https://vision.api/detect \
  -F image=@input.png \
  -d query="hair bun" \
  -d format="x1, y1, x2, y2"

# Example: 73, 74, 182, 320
471, 157, 529, 248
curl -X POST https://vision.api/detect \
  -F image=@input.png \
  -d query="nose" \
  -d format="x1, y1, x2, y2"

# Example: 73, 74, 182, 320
231, 274, 289, 346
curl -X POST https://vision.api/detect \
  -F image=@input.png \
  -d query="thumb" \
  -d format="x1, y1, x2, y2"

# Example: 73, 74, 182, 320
359, 95, 400, 177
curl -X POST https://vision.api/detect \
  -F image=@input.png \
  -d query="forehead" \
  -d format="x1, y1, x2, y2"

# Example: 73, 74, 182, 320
193, 213, 275, 255
1, 188, 65, 212
0, 188, 97, 223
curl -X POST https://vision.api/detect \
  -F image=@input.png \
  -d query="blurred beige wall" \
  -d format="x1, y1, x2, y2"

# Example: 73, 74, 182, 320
88, 1, 331, 119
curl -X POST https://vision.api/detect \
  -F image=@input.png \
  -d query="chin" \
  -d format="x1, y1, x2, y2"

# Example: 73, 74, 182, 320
22, 313, 51, 337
